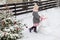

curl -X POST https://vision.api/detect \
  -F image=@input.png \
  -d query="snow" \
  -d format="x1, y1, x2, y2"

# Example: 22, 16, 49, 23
16, 7, 60, 40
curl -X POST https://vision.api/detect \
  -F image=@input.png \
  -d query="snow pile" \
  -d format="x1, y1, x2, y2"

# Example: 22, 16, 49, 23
16, 7, 60, 40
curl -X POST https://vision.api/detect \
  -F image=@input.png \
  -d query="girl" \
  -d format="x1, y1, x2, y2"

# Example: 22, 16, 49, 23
29, 3, 40, 33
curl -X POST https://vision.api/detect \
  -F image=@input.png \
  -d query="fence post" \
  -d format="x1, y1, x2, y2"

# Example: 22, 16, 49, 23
14, 3, 17, 20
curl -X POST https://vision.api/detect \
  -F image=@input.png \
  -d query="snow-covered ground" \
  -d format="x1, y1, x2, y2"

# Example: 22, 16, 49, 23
16, 7, 60, 40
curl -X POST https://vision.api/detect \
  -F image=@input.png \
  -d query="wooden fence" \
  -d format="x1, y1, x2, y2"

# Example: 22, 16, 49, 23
0, 1, 58, 15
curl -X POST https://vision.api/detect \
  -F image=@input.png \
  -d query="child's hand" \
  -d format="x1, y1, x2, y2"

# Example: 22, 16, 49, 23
40, 16, 46, 21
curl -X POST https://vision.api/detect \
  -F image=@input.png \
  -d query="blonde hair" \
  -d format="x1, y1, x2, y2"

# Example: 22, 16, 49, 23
34, 3, 38, 6
33, 3, 39, 12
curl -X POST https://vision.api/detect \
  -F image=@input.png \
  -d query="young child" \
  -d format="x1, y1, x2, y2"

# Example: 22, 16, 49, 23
29, 3, 40, 33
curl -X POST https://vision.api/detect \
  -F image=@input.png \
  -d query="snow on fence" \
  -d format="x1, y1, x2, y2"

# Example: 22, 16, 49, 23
0, 1, 58, 16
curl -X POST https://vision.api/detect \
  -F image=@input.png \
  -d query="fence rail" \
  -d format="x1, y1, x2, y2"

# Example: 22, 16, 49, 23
0, 1, 58, 15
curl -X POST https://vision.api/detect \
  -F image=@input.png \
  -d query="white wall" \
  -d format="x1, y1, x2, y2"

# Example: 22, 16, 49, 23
33, 0, 48, 1
0, 0, 6, 4
41, 0, 48, 1
33, 0, 39, 1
